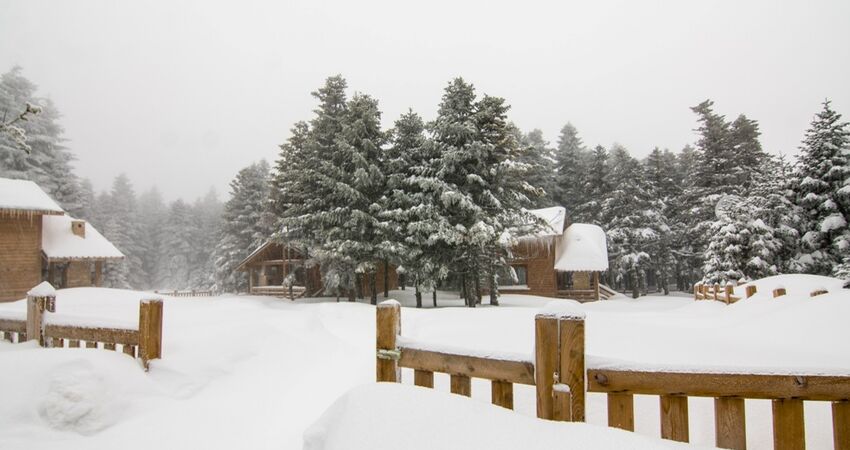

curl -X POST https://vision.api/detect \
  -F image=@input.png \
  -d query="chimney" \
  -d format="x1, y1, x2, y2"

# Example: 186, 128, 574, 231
71, 220, 86, 238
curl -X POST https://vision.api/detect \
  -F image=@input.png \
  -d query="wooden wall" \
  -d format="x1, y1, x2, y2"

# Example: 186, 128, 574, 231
502, 242, 557, 297
65, 261, 93, 288
0, 215, 43, 302
359, 263, 399, 297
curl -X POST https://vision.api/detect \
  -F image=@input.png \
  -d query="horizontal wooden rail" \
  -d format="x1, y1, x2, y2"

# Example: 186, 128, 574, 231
0, 318, 26, 333
43, 324, 139, 346
398, 346, 536, 386
588, 369, 850, 401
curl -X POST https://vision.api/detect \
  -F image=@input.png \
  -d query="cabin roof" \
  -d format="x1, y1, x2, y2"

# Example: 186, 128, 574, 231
528, 206, 567, 237
0, 177, 64, 216
554, 223, 609, 272
42, 215, 124, 261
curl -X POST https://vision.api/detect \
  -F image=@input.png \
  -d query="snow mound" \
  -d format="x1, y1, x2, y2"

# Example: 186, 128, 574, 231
303, 383, 705, 450
38, 360, 117, 434
735, 274, 846, 299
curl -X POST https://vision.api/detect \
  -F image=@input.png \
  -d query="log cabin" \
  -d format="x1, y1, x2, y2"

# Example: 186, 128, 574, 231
0, 178, 124, 301
235, 240, 398, 298
501, 206, 613, 301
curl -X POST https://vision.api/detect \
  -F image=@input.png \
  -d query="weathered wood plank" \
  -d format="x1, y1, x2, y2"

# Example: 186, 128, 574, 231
413, 369, 434, 388
376, 301, 400, 382
607, 393, 635, 431
715, 397, 746, 450
535, 314, 558, 419
43, 324, 139, 345
559, 317, 585, 422
85, 341, 98, 349
139, 299, 164, 370
491, 380, 513, 410
0, 318, 26, 333
660, 394, 689, 442
69, 339, 80, 348
398, 347, 535, 386
553, 386, 571, 421
123, 344, 136, 357
588, 369, 850, 401
450, 374, 471, 397
104, 342, 116, 351
834, 400, 850, 450
772, 398, 805, 450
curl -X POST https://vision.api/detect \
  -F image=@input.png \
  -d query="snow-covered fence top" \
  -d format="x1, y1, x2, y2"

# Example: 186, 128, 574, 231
0, 284, 163, 370
374, 300, 850, 450
695, 281, 834, 304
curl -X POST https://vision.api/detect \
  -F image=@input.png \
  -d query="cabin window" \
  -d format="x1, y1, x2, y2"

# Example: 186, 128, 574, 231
557, 272, 574, 290
499, 265, 528, 287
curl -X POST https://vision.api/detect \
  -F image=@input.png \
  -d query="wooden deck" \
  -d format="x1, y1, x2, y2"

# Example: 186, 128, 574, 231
249, 285, 306, 299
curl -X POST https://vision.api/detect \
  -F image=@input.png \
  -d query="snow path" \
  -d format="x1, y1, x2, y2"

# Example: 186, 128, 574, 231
0, 275, 847, 449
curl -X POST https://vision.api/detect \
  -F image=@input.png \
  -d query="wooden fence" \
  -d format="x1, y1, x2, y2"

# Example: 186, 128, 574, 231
695, 283, 831, 304
0, 285, 163, 370
376, 300, 850, 450
155, 289, 212, 298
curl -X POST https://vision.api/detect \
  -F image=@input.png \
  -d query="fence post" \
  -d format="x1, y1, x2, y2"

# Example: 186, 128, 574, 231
376, 300, 400, 383
139, 297, 163, 370
772, 287, 787, 298
693, 283, 701, 300
724, 283, 733, 305
26, 282, 56, 346
535, 313, 558, 420
713, 283, 720, 301
745, 285, 757, 298
559, 313, 586, 422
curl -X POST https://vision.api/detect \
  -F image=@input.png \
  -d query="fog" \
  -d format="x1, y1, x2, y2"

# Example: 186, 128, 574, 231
2, 0, 849, 200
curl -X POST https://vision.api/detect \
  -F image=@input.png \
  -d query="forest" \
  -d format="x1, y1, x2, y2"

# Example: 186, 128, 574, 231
2, 67, 848, 301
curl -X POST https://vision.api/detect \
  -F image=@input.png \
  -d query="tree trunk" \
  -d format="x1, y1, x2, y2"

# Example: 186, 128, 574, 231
369, 271, 378, 305
355, 274, 364, 300
399, 272, 405, 290
461, 275, 468, 307
631, 268, 639, 299
474, 269, 482, 306
415, 280, 422, 308
347, 287, 356, 302
432, 288, 437, 308
489, 272, 499, 306
383, 260, 389, 298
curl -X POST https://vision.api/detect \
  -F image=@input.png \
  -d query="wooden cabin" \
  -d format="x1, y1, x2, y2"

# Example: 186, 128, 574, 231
235, 241, 399, 298
500, 207, 613, 301
0, 178, 124, 301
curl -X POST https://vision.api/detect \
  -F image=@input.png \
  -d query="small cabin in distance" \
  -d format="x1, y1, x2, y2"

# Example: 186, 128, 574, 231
0, 178, 124, 301
235, 240, 399, 299
500, 207, 613, 301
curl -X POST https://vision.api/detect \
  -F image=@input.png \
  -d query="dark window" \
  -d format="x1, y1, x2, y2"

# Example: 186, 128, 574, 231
499, 265, 528, 287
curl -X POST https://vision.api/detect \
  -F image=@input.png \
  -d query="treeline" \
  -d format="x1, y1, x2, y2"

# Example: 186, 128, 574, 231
0, 67, 223, 291
216, 76, 850, 300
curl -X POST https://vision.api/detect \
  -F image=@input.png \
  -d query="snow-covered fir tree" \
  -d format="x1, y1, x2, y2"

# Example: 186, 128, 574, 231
213, 161, 274, 293
100, 174, 146, 289
518, 128, 557, 207
0, 67, 85, 215
792, 100, 850, 276
553, 123, 589, 216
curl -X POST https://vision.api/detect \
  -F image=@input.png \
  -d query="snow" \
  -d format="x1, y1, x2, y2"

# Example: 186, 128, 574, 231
0, 177, 64, 214
0, 274, 847, 449
554, 223, 609, 271
525, 206, 566, 237
28, 281, 57, 297
303, 383, 703, 450
41, 215, 125, 260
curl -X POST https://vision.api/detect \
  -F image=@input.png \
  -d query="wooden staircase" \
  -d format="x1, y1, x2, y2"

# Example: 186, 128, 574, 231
598, 284, 618, 300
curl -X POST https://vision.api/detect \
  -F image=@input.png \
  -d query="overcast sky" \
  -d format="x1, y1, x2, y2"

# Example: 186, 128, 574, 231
2, 0, 849, 201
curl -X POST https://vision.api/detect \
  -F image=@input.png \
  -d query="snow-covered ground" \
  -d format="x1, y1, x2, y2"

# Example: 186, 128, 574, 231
0, 274, 847, 449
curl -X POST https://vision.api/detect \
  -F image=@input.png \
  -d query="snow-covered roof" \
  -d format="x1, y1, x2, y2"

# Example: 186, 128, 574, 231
41, 215, 124, 261
554, 223, 609, 272
0, 178, 64, 215
527, 206, 567, 237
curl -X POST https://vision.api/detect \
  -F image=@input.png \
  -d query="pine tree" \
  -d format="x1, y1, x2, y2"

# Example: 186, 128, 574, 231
0, 67, 85, 214
100, 174, 146, 288
792, 100, 850, 275
518, 128, 556, 207
213, 161, 273, 293
553, 123, 588, 213
573, 145, 609, 223
136, 188, 168, 290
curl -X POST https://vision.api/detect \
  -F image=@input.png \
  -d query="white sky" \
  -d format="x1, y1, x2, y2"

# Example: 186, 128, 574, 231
2, 0, 849, 201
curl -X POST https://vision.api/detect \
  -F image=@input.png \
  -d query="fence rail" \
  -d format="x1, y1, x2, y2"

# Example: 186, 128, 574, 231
155, 289, 212, 298
375, 299, 850, 450
0, 284, 163, 370
695, 283, 833, 304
